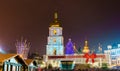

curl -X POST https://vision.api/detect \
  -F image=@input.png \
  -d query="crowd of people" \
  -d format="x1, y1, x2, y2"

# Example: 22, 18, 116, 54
73, 68, 119, 71
40, 68, 120, 71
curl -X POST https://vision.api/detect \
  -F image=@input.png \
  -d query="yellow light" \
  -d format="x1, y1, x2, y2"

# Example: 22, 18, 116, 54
82, 40, 90, 53
51, 25, 59, 27
53, 30, 57, 35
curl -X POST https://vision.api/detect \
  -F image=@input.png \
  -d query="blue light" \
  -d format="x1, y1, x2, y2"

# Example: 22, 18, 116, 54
65, 39, 74, 55
0, 47, 6, 54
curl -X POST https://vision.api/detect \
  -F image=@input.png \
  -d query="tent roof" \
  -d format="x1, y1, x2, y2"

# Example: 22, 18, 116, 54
0, 53, 17, 62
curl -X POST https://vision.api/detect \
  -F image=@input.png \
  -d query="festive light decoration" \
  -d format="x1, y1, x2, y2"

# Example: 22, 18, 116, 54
83, 53, 96, 63
65, 39, 74, 54
15, 38, 30, 59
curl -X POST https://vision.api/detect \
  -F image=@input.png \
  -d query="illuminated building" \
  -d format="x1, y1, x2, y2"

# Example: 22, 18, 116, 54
104, 44, 120, 66
46, 12, 64, 55
0, 54, 27, 71
25, 59, 37, 71
0, 54, 38, 71
15, 38, 30, 60
44, 12, 109, 69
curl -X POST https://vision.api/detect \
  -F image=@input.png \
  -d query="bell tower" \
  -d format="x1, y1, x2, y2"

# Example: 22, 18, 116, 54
46, 12, 64, 55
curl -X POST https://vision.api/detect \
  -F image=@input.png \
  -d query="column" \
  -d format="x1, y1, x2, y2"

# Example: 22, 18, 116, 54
17, 66, 19, 71
31, 67, 33, 71
29, 67, 32, 71
16, 66, 18, 71
99, 58, 102, 67
8, 64, 11, 71
6, 64, 9, 71
109, 51, 111, 66
11, 65, 13, 71
19, 66, 21, 71
29, 67, 31, 71
28, 67, 29, 71
5, 64, 8, 71
4, 63, 6, 71
12, 65, 14, 71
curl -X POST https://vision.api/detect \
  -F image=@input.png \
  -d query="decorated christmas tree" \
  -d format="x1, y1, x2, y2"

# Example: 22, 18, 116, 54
65, 39, 74, 54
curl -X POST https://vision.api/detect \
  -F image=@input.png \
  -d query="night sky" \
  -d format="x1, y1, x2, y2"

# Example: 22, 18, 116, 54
0, 0, 120, 55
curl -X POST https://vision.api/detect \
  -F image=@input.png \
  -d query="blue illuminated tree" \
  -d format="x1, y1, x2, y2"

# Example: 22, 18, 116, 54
65, 39, 74, 55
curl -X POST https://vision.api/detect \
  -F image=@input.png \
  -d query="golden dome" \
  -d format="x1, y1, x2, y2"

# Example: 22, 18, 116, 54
82, 40, 90, 53
50, 12, 60, 27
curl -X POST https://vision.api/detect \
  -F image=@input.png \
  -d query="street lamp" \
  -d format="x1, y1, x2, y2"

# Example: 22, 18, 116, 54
107, 45, 112, 66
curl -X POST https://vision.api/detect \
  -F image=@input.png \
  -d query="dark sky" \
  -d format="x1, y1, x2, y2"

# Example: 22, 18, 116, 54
0, 0, 120, 55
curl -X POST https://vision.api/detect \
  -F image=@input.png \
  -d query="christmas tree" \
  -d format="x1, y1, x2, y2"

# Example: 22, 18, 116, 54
65, 39, 74, 54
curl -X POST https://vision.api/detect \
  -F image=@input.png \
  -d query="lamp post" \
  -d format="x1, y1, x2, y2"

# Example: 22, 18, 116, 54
107, 45, 112, 66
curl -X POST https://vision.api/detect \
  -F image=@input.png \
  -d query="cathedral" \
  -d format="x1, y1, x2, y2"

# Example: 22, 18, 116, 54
44, 12, 110, 69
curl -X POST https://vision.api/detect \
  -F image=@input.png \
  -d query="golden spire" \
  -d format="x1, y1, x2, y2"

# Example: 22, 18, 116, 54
85, 40, 88, 46
82, 40, 90, 53
54, 12, 58, 20
51, 12, 60, 27
54, 12, 58, 23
